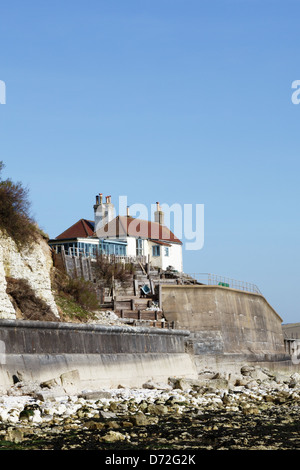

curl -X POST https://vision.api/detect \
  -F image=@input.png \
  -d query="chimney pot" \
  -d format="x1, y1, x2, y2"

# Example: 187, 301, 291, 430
154, 201, 164, 225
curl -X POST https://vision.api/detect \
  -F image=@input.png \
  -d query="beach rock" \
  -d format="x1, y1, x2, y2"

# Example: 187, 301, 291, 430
234, 377, 250, 387
99, 410, 117, 420
100, 430, 128, 442
290, 372, 300, 383
122, 420, 134, 428
136, 400, 147, 412
147, 404, 169, 415
273, 372, 290, 384
245, 380, 259, 390
19, 404, 41, 422
240, 365, 255, 377
289, 373, 300, 388
249, 367, 271, 382
264, 394, 275, 403
5, 427, 24, 443
40, 378, 61, 389
142, 380, 172, 390
131, 412, 151, 426
34, 385, 66, 401
208, 378, 229, 390
106, 421, 120, 429
242, 406, 260, 416
171, 378, 192, 391
79, 391, 113, 400
60, 370, 80, 393
76, 406, 95, 419
7, 380, 42, 397
171, 377, 205, 391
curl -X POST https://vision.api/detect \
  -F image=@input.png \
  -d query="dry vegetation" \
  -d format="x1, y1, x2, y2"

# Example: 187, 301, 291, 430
6, 277, 58, 321
94, 254, 135, 287
0, 162, 40, 248
51, 269, 100, 323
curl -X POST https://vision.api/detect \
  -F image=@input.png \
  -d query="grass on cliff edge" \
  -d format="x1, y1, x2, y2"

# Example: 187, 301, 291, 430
52, 269, 100, 323
54, 294, 95, 323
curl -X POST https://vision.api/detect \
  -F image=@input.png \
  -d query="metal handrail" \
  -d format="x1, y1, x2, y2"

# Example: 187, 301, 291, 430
187, 273, 262, 295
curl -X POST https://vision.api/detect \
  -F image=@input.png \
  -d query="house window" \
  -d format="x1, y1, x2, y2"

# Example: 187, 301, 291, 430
136, 238, 143, 256
152, 245, 160, 257
164, 247, 169, 256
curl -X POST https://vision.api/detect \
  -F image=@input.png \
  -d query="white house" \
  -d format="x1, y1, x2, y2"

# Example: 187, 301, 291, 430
49, 194, 183, 273
95, 195, 183, 272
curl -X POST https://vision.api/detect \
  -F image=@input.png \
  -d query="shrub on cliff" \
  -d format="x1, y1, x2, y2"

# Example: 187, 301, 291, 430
0, 161, 39, 247
94, 254, 134, 287
52, 269, 100, 318
62, 277, 100, 311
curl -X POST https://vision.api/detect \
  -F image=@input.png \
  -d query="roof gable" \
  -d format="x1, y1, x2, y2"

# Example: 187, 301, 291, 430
56, 219, 95, 240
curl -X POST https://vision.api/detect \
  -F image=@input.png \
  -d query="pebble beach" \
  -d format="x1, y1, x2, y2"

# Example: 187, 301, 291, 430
0, 365, 300, 451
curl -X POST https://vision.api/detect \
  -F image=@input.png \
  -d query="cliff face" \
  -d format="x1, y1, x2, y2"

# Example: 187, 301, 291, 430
0, 231, 59, 320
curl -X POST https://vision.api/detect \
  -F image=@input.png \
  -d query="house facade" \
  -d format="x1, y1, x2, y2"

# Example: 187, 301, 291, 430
49, 194, 183, 272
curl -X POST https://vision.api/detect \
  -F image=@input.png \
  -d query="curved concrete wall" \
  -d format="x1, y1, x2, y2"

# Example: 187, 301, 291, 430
161, 285, 286, 359
0, 320, 197, 391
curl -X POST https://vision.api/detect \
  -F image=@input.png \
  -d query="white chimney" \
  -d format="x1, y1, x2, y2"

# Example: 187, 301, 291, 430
94, 193, 115, 235
154, 201, 164, 225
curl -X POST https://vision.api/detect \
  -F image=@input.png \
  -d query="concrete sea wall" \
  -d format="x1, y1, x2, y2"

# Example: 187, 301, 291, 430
160, 285, 288, 369
0, 320, 197, 391
0, 286, 292, 392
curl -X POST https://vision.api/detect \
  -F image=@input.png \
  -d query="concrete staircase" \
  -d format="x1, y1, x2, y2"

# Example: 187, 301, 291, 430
111, 265, 169, 328
112, 294, 171, 328
105, 264, 196, 329
53, 249, 196, 329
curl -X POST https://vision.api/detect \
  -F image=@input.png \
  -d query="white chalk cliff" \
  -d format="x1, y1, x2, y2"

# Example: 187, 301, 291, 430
0, 230, 59, 319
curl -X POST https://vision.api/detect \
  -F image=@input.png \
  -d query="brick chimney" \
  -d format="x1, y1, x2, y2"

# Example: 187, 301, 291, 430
154, 201, 164, 225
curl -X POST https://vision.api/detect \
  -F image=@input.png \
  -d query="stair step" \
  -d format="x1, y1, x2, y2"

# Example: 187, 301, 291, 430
113, 296, 154, 311
114, 296, 140, 301
115, 309, 163, 320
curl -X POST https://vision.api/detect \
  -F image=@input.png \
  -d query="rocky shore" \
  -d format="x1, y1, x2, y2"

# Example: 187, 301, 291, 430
0, 365, 300, 450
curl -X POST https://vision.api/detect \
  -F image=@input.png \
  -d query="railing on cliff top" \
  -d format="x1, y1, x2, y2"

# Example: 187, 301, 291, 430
66, 247, 147, 265
187, 273, 262, 295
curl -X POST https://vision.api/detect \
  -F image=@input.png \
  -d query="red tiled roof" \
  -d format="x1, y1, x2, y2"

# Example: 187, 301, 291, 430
55, 219, 95, 240
96, 216, 182, 244
149, 239, 172, 247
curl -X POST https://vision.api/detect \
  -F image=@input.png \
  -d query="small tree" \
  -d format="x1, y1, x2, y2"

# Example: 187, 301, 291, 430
94, 254, 134, 287
0, 162, 39, 247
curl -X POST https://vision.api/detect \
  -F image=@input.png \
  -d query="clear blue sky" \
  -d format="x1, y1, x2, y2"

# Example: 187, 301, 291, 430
0, 0, 299, 323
